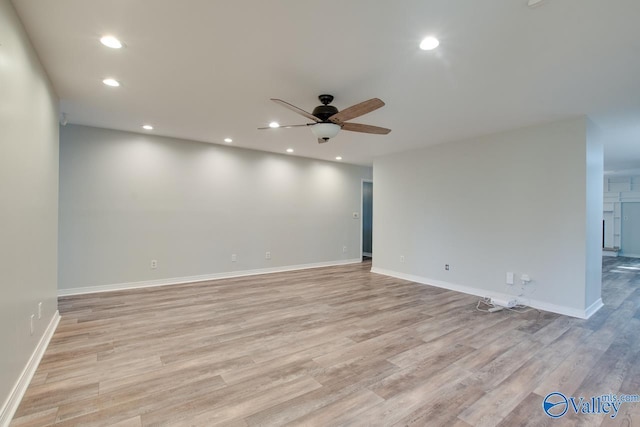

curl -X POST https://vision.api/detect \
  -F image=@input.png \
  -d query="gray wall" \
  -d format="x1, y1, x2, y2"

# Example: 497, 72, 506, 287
372, 117, 602, 317
59, 125, 372, 292
585, 120, 603, 308
0, 0, 59, 415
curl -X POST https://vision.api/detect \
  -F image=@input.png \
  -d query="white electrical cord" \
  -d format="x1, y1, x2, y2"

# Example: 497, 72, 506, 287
476, 298, 494, 313
506, 305, 537, 314
476, 297, 537, 314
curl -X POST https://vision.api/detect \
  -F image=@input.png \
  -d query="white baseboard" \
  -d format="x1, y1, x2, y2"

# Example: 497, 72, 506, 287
370, 267, 602, 319
59, 259, 362, 296
619, 253, 640, 258
584, 298, 604, 319
0, 311, 60, 427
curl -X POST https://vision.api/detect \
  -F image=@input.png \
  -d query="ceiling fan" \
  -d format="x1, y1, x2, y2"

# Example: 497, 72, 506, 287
259, 94, 391, 143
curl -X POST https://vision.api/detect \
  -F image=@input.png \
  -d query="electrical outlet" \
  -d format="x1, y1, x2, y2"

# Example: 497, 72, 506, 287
231, 254, 237, 262
150, 259, 157, 269
445, 264, 450, 271
38, 302, 42, 319
343, 246, 347, 253
400, 255, 405, 263
30, 315, 34, 335
265, 251, 271, 260
506, 272, 514, 285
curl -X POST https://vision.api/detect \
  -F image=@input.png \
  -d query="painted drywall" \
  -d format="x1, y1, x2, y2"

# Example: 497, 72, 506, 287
603, 175, 640, 251
585, 120, 603, 308
0, 0, 59, 420
372, 117, 602, 317
58, 125, 371, 291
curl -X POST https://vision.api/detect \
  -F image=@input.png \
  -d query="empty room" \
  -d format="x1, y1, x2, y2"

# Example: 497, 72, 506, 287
2, 0, 640, 426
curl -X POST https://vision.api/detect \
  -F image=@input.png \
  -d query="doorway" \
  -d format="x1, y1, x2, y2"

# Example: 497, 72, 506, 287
362, 180, 372, 259
621, 202, 640, 257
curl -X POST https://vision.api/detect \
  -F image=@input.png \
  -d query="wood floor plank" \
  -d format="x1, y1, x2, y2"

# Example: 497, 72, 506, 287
495, 392, 556, 427
220, 339, 350, 385
312, 326, 423, 368
532, 329, 604, 398
282, 389, 384, 426
9, 257, 640, 426
139, 364, 322, 425
574, 319, 640, 402
390, 381, 485, 427
372, 343, 475, 399
342, 364, 472, 426
54, 375, 228, 425
453, 329, 531, 371
181, 376, 322, 426
107, 416, 142, 427
9, 408, 58, 427
459, 326, 591, 426
244, 359, 400, 426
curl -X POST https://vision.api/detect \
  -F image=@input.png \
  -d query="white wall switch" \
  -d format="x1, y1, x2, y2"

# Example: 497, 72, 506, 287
265, 251, 271, 260
231, 254, 237, 262
506, 272, 514, 285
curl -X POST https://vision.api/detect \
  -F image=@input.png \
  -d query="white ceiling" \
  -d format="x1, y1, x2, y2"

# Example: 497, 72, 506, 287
12, 0, 640, 168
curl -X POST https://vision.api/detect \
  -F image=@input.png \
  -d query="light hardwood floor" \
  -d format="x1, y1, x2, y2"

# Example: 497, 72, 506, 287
10, 258, 640, 426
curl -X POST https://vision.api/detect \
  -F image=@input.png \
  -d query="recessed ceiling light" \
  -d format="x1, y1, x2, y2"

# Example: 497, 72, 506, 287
335, 156, 343, 160
102, 78, 120, 87
419, 36, 440, 51
142, 125, 153, 130
224, 138, 233, 143
100, 35, 123, 49
269, 122, 280, 128
286, 148, 294, 153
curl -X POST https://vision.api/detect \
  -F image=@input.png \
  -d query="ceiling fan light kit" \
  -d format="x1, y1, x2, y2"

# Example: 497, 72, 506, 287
261, 94, 391, 144
311, 123, 341, 143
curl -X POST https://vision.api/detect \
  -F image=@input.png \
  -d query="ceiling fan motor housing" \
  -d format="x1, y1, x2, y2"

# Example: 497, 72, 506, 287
312, 105, 339, 121
312, 94, 339, 121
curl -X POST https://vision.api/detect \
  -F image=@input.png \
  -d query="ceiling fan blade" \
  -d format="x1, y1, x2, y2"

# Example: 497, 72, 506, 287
341, 122, 391, 135
271, 99, 321, 122
328, 98, 385, 124
257, 124, 311, 130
